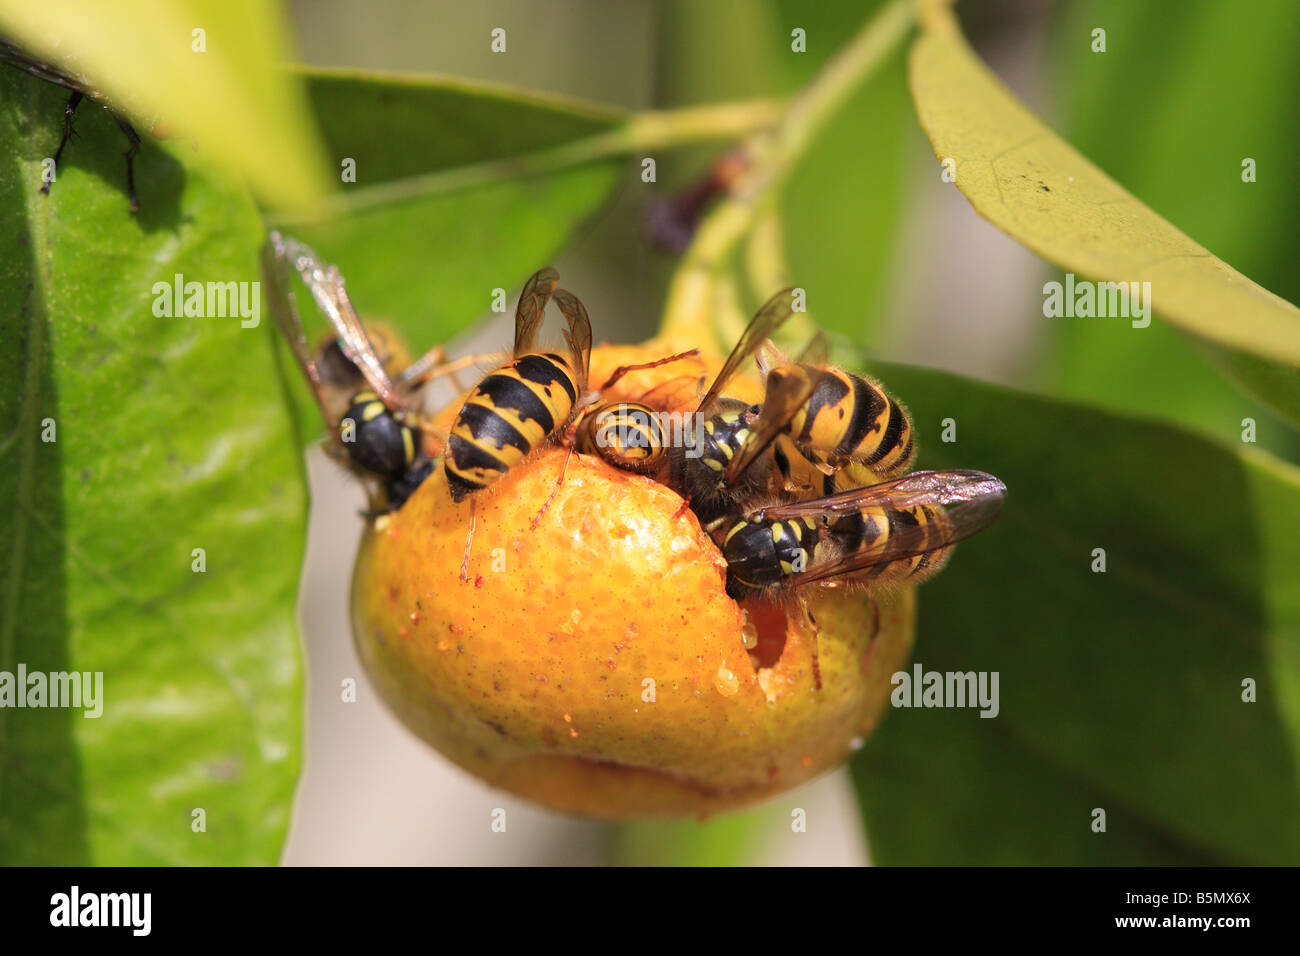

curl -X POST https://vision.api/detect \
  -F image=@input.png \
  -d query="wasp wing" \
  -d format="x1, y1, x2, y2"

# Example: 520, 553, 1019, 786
513, 267, 561, 356
636, 372, 704, 409
723, 365, 826, 484
273, 234, 404, 410
696, 287, 797, 417
795, 331, 830, 367
263, 233, 334, 423
758, 469, 1007, 587
553, 289, 593, 392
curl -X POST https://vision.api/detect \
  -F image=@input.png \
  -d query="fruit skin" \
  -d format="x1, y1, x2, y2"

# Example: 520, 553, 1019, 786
350, 342, 917, 818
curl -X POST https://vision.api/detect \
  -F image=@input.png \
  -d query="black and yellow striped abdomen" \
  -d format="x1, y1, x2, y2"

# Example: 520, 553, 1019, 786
779, 364, 914, 477
445, 351, 579, 501
830, 502, 952, 586
575, 402, 667, 473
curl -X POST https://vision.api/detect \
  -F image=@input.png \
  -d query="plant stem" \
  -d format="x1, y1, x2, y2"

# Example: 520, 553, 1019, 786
657, 0, 915, 348
268, 99, 784, 227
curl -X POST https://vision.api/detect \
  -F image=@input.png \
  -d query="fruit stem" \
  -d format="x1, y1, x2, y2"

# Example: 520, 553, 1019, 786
657, 0, 916, 350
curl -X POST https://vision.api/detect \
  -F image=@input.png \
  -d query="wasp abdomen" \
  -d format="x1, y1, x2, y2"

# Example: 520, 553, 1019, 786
782, 365, 914, 477
577, 402, 667, 473
445, 352, 579, 501
835, 503, 950, 583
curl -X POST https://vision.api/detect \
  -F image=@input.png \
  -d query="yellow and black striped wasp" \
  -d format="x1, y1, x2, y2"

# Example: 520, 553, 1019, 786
263, 231, 464, 513
443, 268, 593, 502
754, 334, 916, 482
719, 469, 1006, 687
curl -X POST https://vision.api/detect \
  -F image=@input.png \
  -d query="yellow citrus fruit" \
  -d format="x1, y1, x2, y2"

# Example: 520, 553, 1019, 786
350, 341, 916, 818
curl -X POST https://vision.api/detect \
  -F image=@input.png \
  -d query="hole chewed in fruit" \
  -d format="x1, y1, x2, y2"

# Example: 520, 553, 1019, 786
741, 597, 790, 670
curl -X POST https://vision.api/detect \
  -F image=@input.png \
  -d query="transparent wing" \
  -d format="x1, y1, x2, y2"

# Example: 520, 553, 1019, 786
274, 234, 403, 410
696, 287, 797, 417
795, 331, 830, 366
513, 267, 561, 356
636, 373, 704, 409
723, 366, 824, 484
757, 469, 1007, 586
758, 469, 1006, 519
262, 232, 331, 423
552, 288, 593, 392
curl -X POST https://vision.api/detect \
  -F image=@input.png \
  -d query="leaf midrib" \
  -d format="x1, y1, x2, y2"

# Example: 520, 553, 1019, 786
0, 107, 50, 784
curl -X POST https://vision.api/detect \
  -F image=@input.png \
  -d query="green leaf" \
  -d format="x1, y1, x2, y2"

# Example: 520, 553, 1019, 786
273, 70, 625, 346
850, 362, 1300, 864
1042, 0, 1300, 440
0, 68, 304, 864
906, 5, 1300, 369
0, 0, 329, 211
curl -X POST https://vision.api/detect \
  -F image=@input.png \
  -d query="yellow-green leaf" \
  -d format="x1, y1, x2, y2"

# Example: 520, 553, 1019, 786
907, 4, 1300, 369
0, 0, 328, 211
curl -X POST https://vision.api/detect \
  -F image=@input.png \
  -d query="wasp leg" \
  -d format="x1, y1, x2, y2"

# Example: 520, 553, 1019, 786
40, 89, 83, 196
459, 497, 477, 583
530, 446, 574, 530
598, 348, 701, 392
399, 351, 497, 395
394, 345, 448, 389
111, 111, 141, 212
794, 595, 823, 691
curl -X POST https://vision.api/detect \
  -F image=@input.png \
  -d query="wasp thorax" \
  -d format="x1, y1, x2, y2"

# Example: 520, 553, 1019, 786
722, 515, 819, 597
339, 391, 418, 480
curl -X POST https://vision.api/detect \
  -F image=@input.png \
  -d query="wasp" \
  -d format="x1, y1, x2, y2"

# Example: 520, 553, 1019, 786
443, 269, 596, 502
719, 469, 1006, 686
263, 231, 462, 513
753, 335, 916, 481
1, 37, 145, 210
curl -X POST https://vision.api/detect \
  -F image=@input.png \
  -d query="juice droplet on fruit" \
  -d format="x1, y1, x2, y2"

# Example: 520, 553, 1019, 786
714, 663, 739, 697
741, 619, 759, 650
